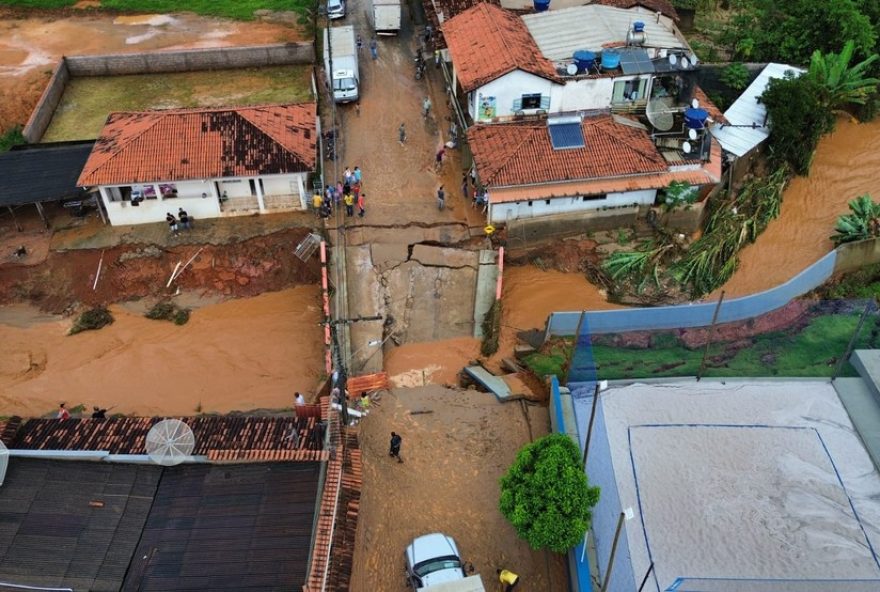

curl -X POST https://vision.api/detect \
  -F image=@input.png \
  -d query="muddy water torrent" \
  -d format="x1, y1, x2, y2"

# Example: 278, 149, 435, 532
716, 118, 880, 298
0, 287, 323, 417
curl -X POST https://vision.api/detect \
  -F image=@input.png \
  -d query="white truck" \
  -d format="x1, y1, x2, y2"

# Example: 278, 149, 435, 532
373, 0, 401, 35
323, 25, 359, 103
404, 533, 486, 592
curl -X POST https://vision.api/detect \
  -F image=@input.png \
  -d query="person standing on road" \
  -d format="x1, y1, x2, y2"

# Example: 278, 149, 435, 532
343, 166, 353, 185
344, 191, 355, 216
166, 212, 179, 235
357, 192, 366, 218
370, 37, 378, 60
178, 208, 192, 230
434, 49, 441, 68
422, 97, 432, 119
389, 431, 403, 462
353, 166, 363, 184
497, 569, 520, 591
357, 34, 364, 53
437, 185, 445, 210
461, 173, 469, 200
312, 193, 323, 218
435, 146, 446, 170
399, 123, 407, 144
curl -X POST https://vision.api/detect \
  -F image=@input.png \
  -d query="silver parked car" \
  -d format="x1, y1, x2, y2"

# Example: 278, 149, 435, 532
327, 0, 346, 19
404, 533, 485, 591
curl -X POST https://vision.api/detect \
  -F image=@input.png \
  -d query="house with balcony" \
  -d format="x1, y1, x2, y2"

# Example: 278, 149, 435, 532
443, 3, 699, 123
468, 113, 722, 228
77, 103, 317, 227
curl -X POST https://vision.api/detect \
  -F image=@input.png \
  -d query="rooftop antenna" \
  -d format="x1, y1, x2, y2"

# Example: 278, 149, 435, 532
680, 56, 691, 69
682, 140, 693, 154
688, 128, 698, 141
689, 53, 699, 67
146, 419, 195, 466
668, 53, 677, 66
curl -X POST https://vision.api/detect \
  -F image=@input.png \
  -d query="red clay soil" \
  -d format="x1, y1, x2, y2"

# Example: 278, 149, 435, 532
0, 228, 320, 313
594, 298, 814, 350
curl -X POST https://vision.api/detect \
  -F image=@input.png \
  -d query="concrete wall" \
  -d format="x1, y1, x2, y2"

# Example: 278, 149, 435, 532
262, 174, 301, 196
100, 187, 221, 226
504, 206, 639, 249
470, 70, 556, 122
490, 189, 656, 224
835, 237, 880, 273
551, 76, 615, 112
65, 43, 314, 76
22, 60, 70, 143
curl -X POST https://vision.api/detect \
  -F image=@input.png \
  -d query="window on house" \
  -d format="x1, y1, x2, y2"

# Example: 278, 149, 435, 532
612, 78, 647, 104
545, 199, 551, 205
513, 94, 550, 112
582, 194, 607, 201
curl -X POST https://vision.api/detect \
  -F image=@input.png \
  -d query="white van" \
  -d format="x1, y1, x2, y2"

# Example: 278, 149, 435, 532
327, 0, 346, 19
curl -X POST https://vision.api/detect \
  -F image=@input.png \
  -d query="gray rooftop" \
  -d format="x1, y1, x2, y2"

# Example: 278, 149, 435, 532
522, 4, 688, 61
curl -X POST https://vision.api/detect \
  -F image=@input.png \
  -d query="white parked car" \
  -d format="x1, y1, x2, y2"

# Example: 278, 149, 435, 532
327, 0, 346, 19
404, 533, 485, 591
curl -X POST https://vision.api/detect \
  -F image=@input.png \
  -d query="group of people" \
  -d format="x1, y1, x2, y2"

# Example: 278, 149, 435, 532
313, 165, 366, 219
56, 402, 109, 420
166, 208, 193, 234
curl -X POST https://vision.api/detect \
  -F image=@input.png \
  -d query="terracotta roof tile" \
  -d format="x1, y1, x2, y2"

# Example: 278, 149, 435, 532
442, 3, 560, 92
346, 372, 390, 398
591, 0, 678, 20
424, 0, 500, 50
694, 85, 728, 125
0, 416, 21, 446
486, 138, 723, 203
12, 415, 325, 460
469, 114, 668, 187
77, 103, 317, 186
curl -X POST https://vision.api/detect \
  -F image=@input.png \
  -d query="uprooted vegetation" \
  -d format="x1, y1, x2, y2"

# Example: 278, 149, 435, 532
69, 306, 113, 335
145, 301, 191, 325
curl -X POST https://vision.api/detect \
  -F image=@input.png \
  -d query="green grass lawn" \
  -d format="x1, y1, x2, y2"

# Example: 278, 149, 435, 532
41, 65, 313, 142
0, 0, 306, 20
523, 313, 879, 381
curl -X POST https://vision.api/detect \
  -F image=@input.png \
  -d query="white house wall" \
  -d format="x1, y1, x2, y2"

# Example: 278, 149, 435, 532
261, 175, 302, 196
100, 188, 221, 226
551, 76, 615, 112
489, 188, 656, 223
218, 178, 252, 198
471, 70, 556, 122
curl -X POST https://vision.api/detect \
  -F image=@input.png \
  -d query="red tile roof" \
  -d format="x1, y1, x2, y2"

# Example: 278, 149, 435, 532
442, 3, 560, 92
78, 103, 317, 187
346, 372, 390, 398
424, 0, 500, 50
0, 416, 20, 447
468, 114, 669, 187
591, 0, 679, 20
486, 137, 723, 203
12, 415, 326, 460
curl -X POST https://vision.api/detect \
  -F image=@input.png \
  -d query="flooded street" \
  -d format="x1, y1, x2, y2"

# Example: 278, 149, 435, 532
717, 118, 880, 298
0, 287, 323, 417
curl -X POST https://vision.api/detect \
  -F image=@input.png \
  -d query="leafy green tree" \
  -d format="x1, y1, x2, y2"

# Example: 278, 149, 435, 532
0, 126, 25, 153
760, 74, 835, 175
720, 63, 750, 92
499, 434, 600, 553
831, 194, 880, 245
724, 0, 876, 64
808, 40, 880, 110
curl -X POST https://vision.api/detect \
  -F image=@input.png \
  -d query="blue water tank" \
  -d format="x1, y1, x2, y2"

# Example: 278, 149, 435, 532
573, 50, 596, 72
533, 0, 550, 11
633, 21, 645, 32
684, 107, 709, 129
601, 49, 620, 70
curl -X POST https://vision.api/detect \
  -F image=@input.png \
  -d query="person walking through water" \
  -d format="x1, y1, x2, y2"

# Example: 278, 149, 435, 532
399, 123, 407, 144
389, 431, 403, 463
357, 192, 366, 218
436, 185, 445, 210
422, 96, 432, 119
370, 37, 378, 60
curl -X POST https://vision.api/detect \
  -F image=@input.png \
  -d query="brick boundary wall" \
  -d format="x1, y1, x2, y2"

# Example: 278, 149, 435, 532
22, 59, 70, 143
22, 43, 314, 143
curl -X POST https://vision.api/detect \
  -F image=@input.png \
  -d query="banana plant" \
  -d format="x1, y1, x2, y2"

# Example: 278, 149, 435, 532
831, 194, 880, 245
808, 40, 880, 111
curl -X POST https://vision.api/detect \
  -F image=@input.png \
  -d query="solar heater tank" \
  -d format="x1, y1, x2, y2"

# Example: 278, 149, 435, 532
626, 21, 647, 46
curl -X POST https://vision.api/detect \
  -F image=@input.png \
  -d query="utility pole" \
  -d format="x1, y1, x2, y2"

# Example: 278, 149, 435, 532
697, 290, 725, 381
582, 383, 600, 470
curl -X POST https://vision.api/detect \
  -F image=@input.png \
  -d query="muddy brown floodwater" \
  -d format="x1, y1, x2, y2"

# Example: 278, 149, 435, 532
717, 118, 880, 298
0, 287, 323, 418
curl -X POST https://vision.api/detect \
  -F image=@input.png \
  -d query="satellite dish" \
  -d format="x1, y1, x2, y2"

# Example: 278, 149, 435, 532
682, 141, 692, 154
689, 53, 699, 66
681, 56, 690, 69
646, 97, 674, 131
688, 128, 698, 140
668, 53, 677, 65
146, 419, 195, 466
0, 441, 8, 486
566, 63, 578, 76
659, 48, 668, 59
691, 98, 700, 109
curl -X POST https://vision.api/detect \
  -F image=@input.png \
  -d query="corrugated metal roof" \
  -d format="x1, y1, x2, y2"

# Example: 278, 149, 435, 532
523, 4, 688, 61
711, 63, 804, 158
